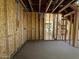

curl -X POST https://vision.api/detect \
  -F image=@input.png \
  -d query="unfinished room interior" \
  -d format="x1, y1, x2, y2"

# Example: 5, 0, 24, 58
0, 0, 79, 59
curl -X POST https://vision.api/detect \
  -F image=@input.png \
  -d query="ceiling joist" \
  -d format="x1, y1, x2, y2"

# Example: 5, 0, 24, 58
64, 11, 75, 17
19, 0, 28, 11
52, 0, 64, 13
45, 0, 52, 12
59, 0, 74, 13
28, 0, 34, 11
39, 0, 41, 12
70, 4, 77, 11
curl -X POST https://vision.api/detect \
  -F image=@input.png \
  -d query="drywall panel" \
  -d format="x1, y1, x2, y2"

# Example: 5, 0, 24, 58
32, 12, 36, 40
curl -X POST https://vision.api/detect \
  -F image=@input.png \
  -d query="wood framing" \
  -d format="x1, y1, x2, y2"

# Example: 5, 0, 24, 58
65, 18, 67, 42
45, 0, 52, 12
39, 0, 41, 12
72, 8, 79, 47
69, 15, 72, 44
19, 0, 28, 11
56, 14, 58, 40
64, 11, 75, 17
36, 13, 39, 40
52, 0, 64, 13
32, 12, 36, 40
28, 0, 33, 11
59, 0, 74, 13
53, 14, 55, 39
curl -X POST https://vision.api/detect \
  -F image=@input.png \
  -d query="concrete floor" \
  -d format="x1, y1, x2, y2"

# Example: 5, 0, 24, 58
13, 41, 79, 59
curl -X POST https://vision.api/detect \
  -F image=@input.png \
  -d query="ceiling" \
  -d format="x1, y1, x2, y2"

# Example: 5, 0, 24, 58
22, 0, 76, 14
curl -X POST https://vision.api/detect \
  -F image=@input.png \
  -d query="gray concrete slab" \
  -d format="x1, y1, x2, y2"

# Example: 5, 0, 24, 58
12, 41, 79, 59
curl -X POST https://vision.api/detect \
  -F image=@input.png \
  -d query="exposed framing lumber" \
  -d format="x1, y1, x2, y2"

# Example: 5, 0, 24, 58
52, 0, 64, 13
38, 0, 41, 40
69, 15, 72, 44
59, 0, 74, 13
55, 14, 58, 40
28, 0, 34, 11
49, 14, 50, 40
61, 20, 64, 40
53, 14, 55, 39
70, 5, 77, 11
72, 6, 79, 47
19, 0, 28, 11
39, 0, 41, 12
64, 11, 75, 17
72, 12, 77, 47
45, 0, 52, 12
64, 18, 67, 42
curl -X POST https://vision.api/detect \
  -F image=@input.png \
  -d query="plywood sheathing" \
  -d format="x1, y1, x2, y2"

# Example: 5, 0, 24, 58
27, 12, 32, 40
0, 0, 8, 58
0, 0, 28, 58
32, 12, 36, 40
36, 13, 39, 40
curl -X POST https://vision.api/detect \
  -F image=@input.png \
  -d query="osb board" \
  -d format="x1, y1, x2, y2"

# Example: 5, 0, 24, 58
25, 13, 28, 41
27, 12, 32, 40
0, 25, 7, 57
0, 0, 8, 58
6, 0, 17, 55
6, 0, 15, 35
8, 36, 15, 55
15, 2, 22, 49
32, 12, 36, 40
0, 24, 6, 38
16, 2, 20, 29
23, 11, 25, 41
0, 38, 7, 58
36, 13, 39, 40
16, 3, 24, 47
0, 0, 6, 26
20, 4, 24, 45
0, 0, 6, 41
12, 0, 17, 51
15, 29, 22, 49
23, 12, 27, 41
40, 14, 44, 40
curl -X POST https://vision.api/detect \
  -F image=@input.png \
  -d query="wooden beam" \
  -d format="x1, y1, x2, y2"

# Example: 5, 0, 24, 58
28, 0, 34, 11
64, 11, 75, 17
39, 0, 41, 12
72, 12, 77, 47
69, 15, 72, 44
19, 0, 28, 11
59, 0, 74, 13
72, 6, 79, 47
45, 0, 52, 12
53, 14, 55, 38
70, 4, 77, 11
52, 0, 64, 13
